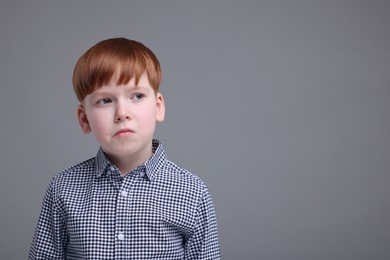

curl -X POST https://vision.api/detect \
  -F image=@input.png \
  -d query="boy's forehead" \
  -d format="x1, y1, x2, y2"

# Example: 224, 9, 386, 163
90, 77, 152, 94
92, 84, 146, 93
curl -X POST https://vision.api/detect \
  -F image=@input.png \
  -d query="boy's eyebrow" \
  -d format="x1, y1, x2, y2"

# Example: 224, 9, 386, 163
91, 85, 149, 96
90, 91, 110, 98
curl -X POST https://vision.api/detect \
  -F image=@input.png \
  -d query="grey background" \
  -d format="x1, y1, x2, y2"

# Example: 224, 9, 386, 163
1, 1, 389, 259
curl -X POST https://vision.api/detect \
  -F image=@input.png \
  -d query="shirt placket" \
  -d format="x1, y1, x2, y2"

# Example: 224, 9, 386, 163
114, 169, 144, 259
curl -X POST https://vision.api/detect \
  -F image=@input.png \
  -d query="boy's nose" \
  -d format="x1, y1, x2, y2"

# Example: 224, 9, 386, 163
115, 114, 130, 123
114, 103, 131, 123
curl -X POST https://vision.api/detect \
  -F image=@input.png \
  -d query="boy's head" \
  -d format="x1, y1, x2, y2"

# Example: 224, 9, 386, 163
73, 37, 162, 102
73, 38, 165, 174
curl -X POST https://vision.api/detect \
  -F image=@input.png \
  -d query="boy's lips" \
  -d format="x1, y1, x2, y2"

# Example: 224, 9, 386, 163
114, 128, 135, 137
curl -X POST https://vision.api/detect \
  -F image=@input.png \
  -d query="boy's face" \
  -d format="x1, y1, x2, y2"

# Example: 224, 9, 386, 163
77, 72, 165, 169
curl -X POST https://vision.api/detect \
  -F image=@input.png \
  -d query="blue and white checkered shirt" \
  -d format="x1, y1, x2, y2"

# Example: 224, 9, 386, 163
29, 140, 220, 259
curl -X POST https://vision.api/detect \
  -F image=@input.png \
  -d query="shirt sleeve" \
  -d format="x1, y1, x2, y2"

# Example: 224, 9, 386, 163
184, 186, 221, 260
29, 180, 67, 259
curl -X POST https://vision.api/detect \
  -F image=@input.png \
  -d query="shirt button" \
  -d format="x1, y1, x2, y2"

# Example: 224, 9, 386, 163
118, 232, 125, 240
120, 190, 128, 197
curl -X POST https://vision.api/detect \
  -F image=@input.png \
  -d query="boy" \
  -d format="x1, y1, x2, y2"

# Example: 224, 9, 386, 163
29, 38, 220, 259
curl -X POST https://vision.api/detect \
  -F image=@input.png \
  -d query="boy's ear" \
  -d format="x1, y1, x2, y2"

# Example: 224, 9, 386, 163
77, 104, 92, 134
156, 92, 165, 122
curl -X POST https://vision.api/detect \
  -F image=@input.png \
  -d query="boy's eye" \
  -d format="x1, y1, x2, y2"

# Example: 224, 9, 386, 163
132, 93, 145, 101
97, 98, 112, 104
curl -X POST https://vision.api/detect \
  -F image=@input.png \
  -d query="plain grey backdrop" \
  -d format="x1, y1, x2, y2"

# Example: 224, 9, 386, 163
1, 1, 389, 259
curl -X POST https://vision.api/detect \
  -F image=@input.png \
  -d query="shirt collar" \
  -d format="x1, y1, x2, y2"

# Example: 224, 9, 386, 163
95, 139, 167, 181
144, 139, 167, 181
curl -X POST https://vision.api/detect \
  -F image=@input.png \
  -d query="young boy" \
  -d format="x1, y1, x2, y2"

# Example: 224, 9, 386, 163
29, 38, 220, 259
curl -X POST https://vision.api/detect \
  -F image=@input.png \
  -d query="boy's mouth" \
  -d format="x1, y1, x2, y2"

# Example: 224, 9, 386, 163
114, 128, 135, 137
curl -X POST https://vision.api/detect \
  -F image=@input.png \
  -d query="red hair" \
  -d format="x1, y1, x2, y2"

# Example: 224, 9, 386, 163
73, 38, 162, 101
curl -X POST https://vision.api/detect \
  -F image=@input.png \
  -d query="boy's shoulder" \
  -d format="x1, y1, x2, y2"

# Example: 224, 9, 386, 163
49, 156, 97, 188
158, 159, 208, 189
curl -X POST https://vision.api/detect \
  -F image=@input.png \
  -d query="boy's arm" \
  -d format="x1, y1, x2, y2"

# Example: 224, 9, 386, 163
29, 181, 67, 259
185, 186, 221, 260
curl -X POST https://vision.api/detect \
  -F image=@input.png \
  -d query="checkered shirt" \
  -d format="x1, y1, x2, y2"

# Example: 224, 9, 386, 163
29, 140, 220, 259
